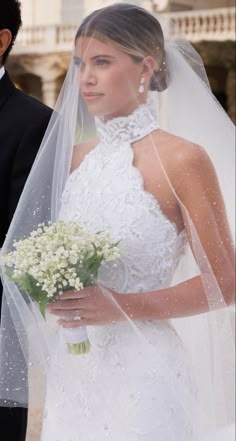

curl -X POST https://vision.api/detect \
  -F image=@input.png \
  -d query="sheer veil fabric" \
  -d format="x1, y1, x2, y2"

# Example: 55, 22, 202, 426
0, 4, 235, 440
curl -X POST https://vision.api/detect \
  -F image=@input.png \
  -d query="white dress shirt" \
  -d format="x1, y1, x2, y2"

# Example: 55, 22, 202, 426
0, 66, 5, 80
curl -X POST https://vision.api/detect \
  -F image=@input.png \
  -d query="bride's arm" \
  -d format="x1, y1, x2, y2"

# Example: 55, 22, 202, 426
116, 143, 235, 320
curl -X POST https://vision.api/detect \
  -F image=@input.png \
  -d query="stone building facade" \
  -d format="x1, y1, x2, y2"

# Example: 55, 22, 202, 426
6, 0, 236, 122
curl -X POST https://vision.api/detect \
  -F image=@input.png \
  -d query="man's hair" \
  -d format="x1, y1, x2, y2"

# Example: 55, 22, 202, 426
0, 0, 22, 63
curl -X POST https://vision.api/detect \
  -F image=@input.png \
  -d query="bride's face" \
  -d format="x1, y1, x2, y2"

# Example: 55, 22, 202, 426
75, 36, 147, 120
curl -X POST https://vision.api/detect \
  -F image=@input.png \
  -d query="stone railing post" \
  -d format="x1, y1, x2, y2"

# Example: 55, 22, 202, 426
41, 77, 58, 107
44, 25, 58, 50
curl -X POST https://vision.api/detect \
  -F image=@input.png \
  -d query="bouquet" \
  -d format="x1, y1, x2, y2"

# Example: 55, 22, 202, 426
1, 221, 120, 355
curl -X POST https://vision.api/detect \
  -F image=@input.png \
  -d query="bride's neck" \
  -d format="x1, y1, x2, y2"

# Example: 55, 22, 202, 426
103, 95, 147, 123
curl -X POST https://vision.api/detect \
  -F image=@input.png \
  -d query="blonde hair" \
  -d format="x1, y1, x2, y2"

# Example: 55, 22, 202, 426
76, 3, 168, 92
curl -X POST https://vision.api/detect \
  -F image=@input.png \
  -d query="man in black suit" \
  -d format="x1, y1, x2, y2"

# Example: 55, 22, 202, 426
0, 1, 52, 440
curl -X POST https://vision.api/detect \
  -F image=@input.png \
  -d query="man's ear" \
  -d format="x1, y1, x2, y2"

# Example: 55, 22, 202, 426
0, 29, 12, 58
141, 56, 158, 81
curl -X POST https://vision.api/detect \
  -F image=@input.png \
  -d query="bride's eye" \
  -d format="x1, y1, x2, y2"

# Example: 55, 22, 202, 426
74, 58, 84, 69
96, 58, 110, 66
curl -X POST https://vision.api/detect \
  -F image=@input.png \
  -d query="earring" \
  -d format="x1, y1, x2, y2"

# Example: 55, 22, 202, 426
138, 77, 145, 94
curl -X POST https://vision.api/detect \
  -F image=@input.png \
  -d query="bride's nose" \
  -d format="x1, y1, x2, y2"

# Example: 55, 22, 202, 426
79, 65, 97, 86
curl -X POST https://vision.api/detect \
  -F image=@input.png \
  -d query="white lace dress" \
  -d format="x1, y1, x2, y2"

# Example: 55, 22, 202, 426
41, 102, 195, 441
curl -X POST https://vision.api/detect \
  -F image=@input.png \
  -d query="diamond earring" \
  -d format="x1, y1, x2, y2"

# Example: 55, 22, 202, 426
138, 77, 145, 94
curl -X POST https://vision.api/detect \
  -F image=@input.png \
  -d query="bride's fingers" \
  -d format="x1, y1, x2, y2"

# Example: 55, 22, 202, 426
56, 287, 96, 300
47, 299, 87, 310
58, 317, 92, 328
47, 308, 83, 318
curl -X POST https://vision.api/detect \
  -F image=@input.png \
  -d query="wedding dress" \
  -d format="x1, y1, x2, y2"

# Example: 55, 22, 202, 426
40, 99, 198, 441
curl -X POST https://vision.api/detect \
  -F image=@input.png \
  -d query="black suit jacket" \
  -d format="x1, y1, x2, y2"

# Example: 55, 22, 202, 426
0, 71, 52, 304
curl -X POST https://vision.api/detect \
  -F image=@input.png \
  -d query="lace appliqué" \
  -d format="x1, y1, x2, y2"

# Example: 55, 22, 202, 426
95, 95, 159, 146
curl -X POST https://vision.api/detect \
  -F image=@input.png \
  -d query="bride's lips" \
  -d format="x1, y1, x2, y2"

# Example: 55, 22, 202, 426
82, 92, 104, 102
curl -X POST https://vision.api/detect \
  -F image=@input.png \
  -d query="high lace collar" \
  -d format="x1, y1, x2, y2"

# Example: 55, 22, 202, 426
95, 94, 159, 145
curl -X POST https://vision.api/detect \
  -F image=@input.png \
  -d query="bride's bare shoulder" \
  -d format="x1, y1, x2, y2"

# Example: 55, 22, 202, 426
154, 129, 214, 189
154, 129, 208, 166
70, 138, 98, 173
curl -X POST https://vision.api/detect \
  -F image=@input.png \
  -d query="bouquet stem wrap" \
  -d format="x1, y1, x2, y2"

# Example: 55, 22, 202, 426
61, 325, 91, 355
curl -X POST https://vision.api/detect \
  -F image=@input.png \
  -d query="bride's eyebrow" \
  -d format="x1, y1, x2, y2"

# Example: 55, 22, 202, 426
90, 54, 115, 60
73, 54, 115, 64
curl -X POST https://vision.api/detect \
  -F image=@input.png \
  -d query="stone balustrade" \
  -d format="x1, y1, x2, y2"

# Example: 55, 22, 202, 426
14, 7, 235, 54
164, 7, 236, 42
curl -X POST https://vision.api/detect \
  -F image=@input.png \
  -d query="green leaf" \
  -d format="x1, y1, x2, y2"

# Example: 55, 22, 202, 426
6, 272, 48, 318
39, 297, 48, 318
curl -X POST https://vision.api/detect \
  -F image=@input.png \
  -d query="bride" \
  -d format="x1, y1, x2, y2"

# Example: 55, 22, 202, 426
0, 3, 235, 441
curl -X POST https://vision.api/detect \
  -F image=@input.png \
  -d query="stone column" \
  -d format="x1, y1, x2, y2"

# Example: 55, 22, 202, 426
226, 69, 236, 124
41, 77, 59, 108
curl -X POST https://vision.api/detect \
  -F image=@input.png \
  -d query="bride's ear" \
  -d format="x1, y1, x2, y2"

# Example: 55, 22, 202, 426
141, 56, 158, 82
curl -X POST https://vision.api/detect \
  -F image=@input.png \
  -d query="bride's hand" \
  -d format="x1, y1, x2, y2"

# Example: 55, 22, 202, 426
46, 286, 125, 327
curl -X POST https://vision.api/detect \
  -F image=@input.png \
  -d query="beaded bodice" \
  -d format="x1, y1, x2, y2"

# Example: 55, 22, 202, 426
59, 97, 186, 293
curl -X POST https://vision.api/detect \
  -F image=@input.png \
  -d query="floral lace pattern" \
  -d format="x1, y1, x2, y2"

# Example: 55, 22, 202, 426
95, 95, 159, 146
